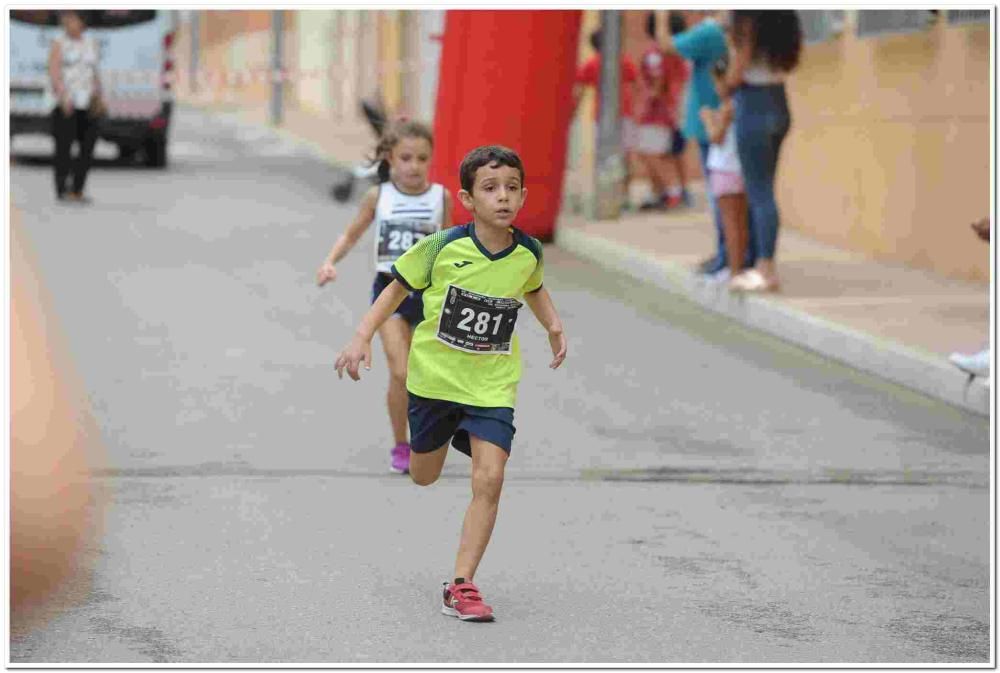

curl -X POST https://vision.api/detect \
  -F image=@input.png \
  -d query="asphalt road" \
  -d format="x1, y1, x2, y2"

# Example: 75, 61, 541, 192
9, 106, 992, 664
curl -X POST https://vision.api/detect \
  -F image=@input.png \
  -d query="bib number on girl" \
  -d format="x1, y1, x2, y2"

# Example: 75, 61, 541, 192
377, 220, 430, 264
436, 285, 522, 354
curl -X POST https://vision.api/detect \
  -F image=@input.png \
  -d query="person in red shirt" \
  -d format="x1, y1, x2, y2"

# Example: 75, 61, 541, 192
573, 29, 639, 206
637, 12, 693, 210
637, 13, 682, 210
661, 12, 693, 206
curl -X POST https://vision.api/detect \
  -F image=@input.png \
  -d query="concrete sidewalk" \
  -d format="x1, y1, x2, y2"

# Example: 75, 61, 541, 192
195, 102, 991, 416
556, 189, 990, 416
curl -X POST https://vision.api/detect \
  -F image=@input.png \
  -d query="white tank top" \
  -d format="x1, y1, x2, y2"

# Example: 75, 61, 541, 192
706, 124, 742, 175
47, 34, 99, 110
372, 181, 445, 274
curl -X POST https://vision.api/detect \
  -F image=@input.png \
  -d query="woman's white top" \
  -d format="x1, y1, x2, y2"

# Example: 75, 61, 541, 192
706, 123, 742, 174
743, 60, 787, 85
372, 181, 446, 274
48, 33, 99, 109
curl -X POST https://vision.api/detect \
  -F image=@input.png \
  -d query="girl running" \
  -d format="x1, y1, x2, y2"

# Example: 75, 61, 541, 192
317, 119, 452, 473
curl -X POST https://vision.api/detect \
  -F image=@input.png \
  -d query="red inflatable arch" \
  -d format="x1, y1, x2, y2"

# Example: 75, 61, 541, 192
430, 10, 583, 241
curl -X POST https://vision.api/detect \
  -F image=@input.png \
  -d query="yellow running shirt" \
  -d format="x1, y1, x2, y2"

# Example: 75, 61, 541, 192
391, 222, 544, 408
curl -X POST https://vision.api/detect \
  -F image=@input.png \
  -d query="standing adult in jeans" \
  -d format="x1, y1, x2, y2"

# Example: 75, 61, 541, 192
47, 10, 105, 203
659, 11, 746, 280
725, 10, 802, 292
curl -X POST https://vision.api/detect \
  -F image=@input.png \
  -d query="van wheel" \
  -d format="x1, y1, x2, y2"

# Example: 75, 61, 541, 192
117, 144, 139, 164
144, 137, 167, 168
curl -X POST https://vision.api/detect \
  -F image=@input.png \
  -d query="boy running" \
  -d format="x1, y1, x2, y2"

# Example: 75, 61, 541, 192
335, 145, 567, 622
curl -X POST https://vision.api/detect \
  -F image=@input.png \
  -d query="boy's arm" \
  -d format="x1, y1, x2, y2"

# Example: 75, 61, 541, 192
317, 186, 379, 286
334, 280, 410, 381
523, 287, 567, 370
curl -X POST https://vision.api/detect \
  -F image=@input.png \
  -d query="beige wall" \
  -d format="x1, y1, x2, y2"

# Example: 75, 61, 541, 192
780, 15, 990, 282
294, 10, 337, 116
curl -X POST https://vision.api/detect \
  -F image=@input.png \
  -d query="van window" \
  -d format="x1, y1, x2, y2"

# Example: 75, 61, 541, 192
11, 10, 156, 28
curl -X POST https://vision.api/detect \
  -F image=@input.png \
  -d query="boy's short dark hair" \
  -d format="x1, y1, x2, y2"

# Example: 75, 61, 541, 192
459, 145, 525, 193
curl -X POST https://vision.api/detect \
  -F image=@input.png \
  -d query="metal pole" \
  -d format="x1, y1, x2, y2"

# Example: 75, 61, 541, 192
271, 10, 284, 125
594, 10, 624, 220
189, 10, 200, 94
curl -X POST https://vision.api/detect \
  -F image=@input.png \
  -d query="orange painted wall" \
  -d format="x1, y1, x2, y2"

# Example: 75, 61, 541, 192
779, 18, 990, 282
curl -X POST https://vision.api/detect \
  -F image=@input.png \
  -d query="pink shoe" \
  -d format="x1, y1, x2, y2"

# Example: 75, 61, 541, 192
390, 442, 410, 474
441, 580, 494, 622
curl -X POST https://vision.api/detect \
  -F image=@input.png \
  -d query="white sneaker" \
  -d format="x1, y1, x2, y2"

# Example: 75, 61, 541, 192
729, 269, 779, 293
704, 268, 731, 285
949, 349, 990, 378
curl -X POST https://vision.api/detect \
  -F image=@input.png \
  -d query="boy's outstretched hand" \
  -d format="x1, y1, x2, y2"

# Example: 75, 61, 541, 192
548, 330, 567, 370
335, 336, 372, 380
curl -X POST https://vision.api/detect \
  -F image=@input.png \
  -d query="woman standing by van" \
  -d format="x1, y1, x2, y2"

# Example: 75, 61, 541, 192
48, 10, 104, 203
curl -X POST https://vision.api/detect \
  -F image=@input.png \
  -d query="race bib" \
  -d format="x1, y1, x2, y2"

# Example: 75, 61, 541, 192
437, 285, 522, 354
377, 219, 433, 264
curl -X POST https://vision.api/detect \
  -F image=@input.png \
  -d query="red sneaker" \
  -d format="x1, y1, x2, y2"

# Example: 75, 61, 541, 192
441, 580, 494, 622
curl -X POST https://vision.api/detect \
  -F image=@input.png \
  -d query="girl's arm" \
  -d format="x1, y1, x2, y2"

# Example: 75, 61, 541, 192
48, 41, 69, 111
699, 106, 724, 145
701, 99, 732, 144
334, 280, 409, 380
655, 13, 678, 54
723, 21, 753, 95
317, 185, 379, 286
524, 287, 567, 370
92, 39, 104, 101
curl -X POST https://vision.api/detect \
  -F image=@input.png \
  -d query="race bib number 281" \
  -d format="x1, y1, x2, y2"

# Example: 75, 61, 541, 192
437, 285, 522, 354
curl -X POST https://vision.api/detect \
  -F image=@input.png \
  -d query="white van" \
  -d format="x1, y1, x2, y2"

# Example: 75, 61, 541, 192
10, 9, 176, 167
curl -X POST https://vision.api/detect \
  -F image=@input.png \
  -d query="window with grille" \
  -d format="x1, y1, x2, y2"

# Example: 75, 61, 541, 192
856, 10, 938, 37
948, 9, 991, 25
798, 10, 846, 44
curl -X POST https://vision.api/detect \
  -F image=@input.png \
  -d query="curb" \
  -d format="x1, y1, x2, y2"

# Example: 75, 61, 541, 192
555, 225, 991, 418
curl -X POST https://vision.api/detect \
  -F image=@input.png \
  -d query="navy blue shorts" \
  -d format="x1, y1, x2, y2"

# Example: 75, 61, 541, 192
372, 272, 423, 326
408, 393, 516, 457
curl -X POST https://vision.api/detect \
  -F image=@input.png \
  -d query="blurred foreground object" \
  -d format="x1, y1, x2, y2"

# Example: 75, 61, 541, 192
10, 212, 103, 621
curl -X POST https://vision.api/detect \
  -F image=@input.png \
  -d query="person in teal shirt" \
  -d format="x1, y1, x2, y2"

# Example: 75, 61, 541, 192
662, 11, 753, 276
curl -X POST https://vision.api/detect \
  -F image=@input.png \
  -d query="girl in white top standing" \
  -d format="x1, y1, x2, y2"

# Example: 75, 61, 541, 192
317, 120, 452, 474
700, 57, 749, 288
47, 10, 105, 203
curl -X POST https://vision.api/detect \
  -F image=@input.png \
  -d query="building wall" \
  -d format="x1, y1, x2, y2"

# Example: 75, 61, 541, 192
294, 10, 337, 116
176, 10, 990, 282
779, 14, 990, 281
199, 10, 272, 106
